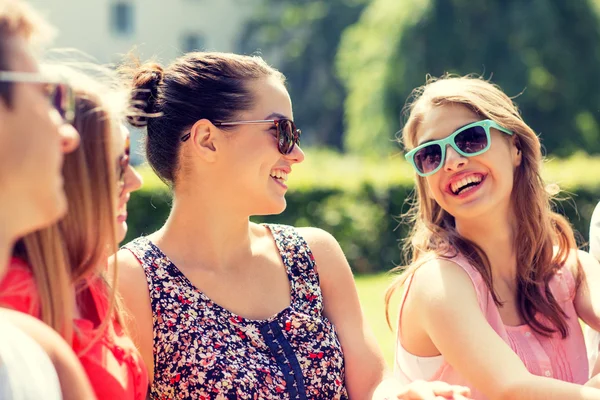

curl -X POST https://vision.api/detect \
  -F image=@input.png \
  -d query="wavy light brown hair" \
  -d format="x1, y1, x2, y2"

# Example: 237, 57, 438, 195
386, 75, 581, 338
10, 68, 126, 349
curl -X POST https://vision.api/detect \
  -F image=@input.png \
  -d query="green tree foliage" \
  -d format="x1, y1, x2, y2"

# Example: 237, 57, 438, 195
238, 0, 369, 149
338, 0, 600, 156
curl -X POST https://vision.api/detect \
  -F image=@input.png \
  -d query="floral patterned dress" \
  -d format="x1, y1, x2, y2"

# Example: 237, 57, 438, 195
123, 224, 348, 400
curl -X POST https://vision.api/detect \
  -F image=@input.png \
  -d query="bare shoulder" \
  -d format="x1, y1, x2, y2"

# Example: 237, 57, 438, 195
295, 227, 348, 277
557, 246, 600, 281
407, 257, 478, 308
112, 248, 145, 278
574, 248, 600, 282
0, 308, 78, 362
0, 308, 60, 345
577, 248, 600, 268
296, 226, 340, 252
110, 248, 149, 300
113, 247, 143, 269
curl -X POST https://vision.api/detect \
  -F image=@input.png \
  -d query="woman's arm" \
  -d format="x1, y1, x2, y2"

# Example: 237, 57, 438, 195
590, 202, 600, 261
571, 250, 600, 331
300, 227, 472, 400
403, 257, 600, 400
111, 249, 155, 382
0, 308, 96, 400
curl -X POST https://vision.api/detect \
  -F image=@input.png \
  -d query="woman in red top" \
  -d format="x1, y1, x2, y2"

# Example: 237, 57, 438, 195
0, 66, 147, 400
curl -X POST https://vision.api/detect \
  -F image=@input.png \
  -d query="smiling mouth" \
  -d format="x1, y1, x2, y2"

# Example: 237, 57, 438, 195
270, 170, 289, 182
450, 174, 484, 195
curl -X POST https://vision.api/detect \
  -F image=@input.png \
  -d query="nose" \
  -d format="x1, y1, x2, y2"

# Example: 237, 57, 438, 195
123, 164, 144, 195
443, 145, 468, 172
59, 122, 80, 154
285, 143, 305, 164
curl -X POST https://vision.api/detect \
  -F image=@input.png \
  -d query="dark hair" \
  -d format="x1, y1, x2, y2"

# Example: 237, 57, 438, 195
0, 0, 52, 105
123, 52, 284, 184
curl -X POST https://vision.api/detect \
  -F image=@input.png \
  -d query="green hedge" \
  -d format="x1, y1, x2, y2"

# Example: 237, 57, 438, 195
124, 150, 600, 273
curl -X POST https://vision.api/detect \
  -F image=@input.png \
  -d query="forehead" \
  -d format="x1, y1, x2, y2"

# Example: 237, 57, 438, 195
244, 75, 292, 119
111, 123, 128, 156
416, 104, 481, 145
3, 36, 38, 73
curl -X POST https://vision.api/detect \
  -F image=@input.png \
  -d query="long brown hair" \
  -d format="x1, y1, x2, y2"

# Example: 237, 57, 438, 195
386, 75, 581, 338
10, 68, 126, 349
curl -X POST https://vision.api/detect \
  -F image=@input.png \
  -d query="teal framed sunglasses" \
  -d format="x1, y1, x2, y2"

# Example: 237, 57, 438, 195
405, 119, 513, 177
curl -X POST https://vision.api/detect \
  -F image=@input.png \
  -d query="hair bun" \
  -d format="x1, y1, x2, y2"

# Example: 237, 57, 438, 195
128, 62, 164, 127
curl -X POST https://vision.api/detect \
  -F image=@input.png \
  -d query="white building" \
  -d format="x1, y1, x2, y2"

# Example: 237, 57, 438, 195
28, 0, 255, 64
28, 0, 258, 164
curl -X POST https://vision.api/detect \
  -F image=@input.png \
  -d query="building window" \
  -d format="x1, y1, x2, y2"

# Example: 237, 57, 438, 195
111, 2, 134, 35
182, 33, 205, 52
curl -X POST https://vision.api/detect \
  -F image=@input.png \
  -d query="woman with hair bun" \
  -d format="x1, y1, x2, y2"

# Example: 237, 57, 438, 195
116, 52, 471, 400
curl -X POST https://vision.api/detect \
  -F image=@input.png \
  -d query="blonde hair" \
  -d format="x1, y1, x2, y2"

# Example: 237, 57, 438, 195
386, 75, 581, 338
11, 66, 127, 351
0, 0, 55, 102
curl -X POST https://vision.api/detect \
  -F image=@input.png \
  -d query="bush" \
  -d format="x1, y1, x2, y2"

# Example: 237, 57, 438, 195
125, 150, 600, 273
337, 0, 600, 156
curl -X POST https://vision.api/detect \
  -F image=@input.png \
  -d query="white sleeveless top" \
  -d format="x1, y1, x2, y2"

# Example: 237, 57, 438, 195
394, 274, 444, 382
0, 316, 62, 400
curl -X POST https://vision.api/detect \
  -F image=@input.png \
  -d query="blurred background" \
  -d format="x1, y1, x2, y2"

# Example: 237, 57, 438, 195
29, 0, 600, 361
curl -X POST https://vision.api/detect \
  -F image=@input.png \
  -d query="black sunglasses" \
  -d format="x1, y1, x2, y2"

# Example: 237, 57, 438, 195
0, 71, 75, 124
180, 119, 301, 155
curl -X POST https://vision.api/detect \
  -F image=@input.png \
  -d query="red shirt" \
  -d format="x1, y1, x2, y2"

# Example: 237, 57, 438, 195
0, 257, 148, 400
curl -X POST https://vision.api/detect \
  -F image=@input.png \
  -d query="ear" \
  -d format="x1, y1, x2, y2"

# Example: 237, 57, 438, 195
187, 119, 219, 163
511, 136, 522, 167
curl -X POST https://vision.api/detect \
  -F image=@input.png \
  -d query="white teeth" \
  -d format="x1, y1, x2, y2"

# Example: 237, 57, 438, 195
450, 174, 482, 194
270, 170, 288, 182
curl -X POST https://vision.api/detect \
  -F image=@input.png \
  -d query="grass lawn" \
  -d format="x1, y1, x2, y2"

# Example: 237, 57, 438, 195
355, 272, 403, 368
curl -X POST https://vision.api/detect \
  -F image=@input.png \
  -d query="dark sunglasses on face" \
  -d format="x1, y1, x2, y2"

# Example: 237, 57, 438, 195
0, 71, 75, 125
180, 118, 302, 155
405, 119, 514, 177
118, 136, 131, 185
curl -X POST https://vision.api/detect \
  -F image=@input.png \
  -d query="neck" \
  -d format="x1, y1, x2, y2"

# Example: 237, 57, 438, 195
455, 205, 517, 282
154, 186, 255, 271
0, 236, 13, 278
0, 205, 21, 278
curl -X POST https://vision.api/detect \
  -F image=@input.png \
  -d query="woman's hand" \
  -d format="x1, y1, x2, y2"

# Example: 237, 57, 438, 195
374, 377, 471, 400
398, 380, 471, 399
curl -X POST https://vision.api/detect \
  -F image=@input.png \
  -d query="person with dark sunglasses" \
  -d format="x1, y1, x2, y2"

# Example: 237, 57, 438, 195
388, 75, 600, 399
113, 52, 470, 400
0, 1, 94, 399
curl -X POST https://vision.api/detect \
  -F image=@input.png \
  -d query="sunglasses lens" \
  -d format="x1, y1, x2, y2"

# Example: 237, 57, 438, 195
277, 120, 297, 154
119, 137, 131, 182
50, 83, 75, 124
455, 126, 488, 154
414, 144, 443, 174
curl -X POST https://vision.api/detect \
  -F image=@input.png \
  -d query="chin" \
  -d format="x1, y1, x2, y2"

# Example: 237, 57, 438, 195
44, 192, 68, 226
450, 200, 497, 222
116, 222, 128, 244
19, 194, 66, 238
259, 197, 288, 216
